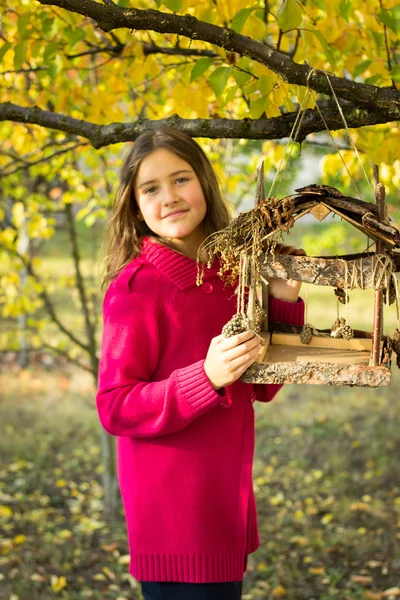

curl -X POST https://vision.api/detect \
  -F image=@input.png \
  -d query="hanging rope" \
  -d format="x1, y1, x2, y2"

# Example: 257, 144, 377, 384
323, 73, 374, 196
267, 69, 318, 199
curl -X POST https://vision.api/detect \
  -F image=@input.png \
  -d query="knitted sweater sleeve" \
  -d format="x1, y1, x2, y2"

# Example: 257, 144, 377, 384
253, 296, 305, 403
96, 268, 224, 438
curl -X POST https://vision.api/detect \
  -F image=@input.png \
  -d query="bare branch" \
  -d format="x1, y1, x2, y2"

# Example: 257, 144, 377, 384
64, 202, 98, 376
1, 100, 400, 148
40, 341, 95, 374
2, 243, 90, 352
0, 141, 90, 178
67, 41, 216, 59
36, 0, 400, 110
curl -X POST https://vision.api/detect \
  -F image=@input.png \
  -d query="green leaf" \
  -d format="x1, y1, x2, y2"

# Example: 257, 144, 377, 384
0, 42, 12, 63
63, 27, 86, 48
339, 0, 352, 21
190, 57, 214, 83
47, 55, 63, 79
277, 0, 303, 32
117, 0, 131, 5
377, 4, 400, 35
163, 0, 183, 11
250, 94, 269, 118
237, 56, 252, 70
353, 59, 371, 78
42, 17, 58, 37
258, 75, 275, 95
18, 13, 31, 40
311, 30, 337, 68
208, 66, 233, 98
390, 65, 400, 83
364, 74, 381, 85
233, 68, 253, 87
369, 30, 384, 51
221, 85, 238, 108
44, 41, 58, 62
231, 7, 256, 33
14, 43, 26, 71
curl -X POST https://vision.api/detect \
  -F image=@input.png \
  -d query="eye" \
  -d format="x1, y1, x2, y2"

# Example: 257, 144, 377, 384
175, 177, 189, 185
144, 186, 158, 194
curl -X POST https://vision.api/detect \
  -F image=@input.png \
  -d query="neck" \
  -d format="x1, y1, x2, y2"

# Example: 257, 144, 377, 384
152, 231, 207, 261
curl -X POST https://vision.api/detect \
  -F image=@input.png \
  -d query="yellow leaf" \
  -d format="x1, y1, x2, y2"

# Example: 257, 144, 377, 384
30, 573, 46, 582
321, 513, 334, 525
55, 479, 67, 487
13, 535, 26, 545
271, 585, 286, 597
12, 202, 25, 228
102, 566, 116, 580
0, 505, 12, 518
350, 574, 373, 585
59, 530, 72, 539
383, 588, 400, 598
309, 566, 325, 575
50, 575, 67, 592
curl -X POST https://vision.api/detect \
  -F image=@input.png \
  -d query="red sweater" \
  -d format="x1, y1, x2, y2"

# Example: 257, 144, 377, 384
96, 237, 304, 583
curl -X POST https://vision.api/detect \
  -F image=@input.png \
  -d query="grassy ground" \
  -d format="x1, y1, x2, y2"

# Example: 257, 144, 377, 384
1, 364, 399, 600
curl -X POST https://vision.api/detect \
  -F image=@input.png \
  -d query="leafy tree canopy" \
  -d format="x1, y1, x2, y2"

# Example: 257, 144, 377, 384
1, 0, 400, 189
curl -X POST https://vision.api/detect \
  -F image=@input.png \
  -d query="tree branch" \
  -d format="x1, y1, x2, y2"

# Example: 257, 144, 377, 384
37, 0, 400, 111
1, 100, 400, 147
67, 41, 217, 59
0, 141, 90, 177
2, 243, 90, 352
64, 202, 98, 377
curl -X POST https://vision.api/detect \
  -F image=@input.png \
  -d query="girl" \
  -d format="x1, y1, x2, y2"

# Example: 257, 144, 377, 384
96, 127, 304, 600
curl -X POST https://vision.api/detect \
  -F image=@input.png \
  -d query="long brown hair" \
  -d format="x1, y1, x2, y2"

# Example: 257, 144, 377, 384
103, 127, 232, 288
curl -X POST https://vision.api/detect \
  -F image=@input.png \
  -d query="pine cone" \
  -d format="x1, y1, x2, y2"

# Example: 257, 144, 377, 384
383, 279, 396, 306
342, 325, 354, 340
222, 314, 250, 338
254, 302, 266, 332
331, 318, 346, 332
334, 288, 349, 305
392, 328, 400, 368
300, 324, 313, 345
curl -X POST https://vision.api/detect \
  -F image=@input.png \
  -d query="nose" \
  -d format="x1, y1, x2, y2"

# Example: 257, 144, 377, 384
162, 185, 179, 206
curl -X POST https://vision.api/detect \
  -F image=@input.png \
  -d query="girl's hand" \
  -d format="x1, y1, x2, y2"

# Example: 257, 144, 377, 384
268, 243, 306, 303
204, 330, 261, 390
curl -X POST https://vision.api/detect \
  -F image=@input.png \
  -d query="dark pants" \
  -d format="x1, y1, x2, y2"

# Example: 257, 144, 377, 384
140, 581, 243, 600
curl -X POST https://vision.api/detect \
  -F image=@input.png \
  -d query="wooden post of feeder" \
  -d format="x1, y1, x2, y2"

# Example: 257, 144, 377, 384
370, 165, 385, 366
254, 159, 269, 331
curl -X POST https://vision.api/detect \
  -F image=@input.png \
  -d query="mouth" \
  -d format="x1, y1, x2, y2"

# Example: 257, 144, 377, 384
163, 209, 189, 219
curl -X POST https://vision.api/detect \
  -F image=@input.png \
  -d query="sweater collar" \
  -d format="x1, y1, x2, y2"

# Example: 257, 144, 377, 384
141, 237, 220, 290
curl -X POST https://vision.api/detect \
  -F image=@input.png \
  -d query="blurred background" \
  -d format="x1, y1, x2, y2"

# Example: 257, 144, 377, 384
2, 0, 400, 598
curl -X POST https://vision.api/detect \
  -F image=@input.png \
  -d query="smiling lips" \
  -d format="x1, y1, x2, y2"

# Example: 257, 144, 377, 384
163, 209, 189, 219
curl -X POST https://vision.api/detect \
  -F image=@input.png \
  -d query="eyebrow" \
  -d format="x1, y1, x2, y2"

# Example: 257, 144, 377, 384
138, 169, 193, 189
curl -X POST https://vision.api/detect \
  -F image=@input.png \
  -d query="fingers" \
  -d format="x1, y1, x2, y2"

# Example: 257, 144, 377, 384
218, 329, 256, 349
274, 243, 306, 256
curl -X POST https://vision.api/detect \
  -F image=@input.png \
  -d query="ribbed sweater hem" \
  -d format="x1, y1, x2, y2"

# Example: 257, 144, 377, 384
176, 359, 223, 414
130, 551, 246, 583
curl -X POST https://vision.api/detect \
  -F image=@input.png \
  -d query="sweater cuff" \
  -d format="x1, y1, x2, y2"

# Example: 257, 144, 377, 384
176, 360, 225, 415
268, 296, 305, 327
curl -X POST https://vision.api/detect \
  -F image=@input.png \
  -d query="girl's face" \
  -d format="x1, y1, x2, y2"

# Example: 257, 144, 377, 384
134, 148, 207, 258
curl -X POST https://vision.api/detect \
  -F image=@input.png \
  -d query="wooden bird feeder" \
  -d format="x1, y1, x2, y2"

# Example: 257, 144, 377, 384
198, 163, 400, 388
240, 165, 400, 388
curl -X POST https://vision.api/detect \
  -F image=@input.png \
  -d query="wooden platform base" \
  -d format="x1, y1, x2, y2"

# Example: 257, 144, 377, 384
243, 332, 391, 387
242, 360, 391, 387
